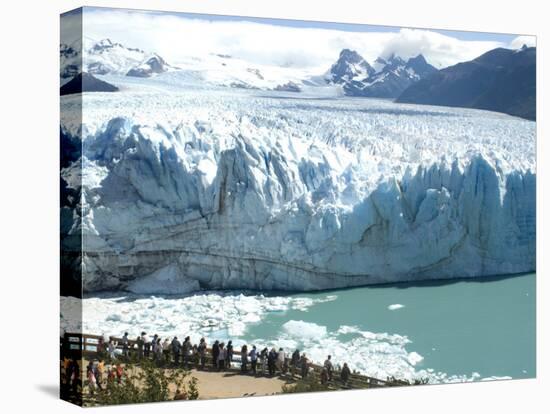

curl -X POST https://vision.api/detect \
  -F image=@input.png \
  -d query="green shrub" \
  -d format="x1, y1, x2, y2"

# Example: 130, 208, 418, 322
92, 359, 199, 406
282, 376, 330, 394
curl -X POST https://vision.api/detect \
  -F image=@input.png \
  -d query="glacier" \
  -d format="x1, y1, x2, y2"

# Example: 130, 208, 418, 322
60, 75, 536, 293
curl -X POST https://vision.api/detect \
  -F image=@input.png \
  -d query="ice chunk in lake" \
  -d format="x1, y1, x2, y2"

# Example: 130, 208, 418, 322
282, 320, 328, 339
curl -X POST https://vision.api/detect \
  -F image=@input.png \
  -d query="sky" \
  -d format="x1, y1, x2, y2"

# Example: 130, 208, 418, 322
61, 6, 536, 70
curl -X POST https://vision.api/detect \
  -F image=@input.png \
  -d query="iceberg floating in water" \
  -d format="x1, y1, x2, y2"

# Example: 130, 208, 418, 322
60, 81, 536, 293
282, 320, 328, 339
61, 293, 481, 384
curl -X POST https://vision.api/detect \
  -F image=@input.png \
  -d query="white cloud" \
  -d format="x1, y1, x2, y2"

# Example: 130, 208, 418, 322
70, 8, 507, 70
509, 35, 536, 49
380, 28, 503, 68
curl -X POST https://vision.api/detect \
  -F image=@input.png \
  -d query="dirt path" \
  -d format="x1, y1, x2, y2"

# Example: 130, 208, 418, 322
75, 360, 290, 402
189, 369, 288, 399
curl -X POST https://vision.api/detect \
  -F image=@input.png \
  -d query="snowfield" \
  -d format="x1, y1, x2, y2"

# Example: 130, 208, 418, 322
61, 74, 536, 293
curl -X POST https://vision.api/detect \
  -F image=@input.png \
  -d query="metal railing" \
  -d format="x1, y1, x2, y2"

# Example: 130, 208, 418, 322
61, 332, 410, 389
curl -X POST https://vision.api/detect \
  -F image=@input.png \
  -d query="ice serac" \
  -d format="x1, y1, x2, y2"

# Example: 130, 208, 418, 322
62, 90, 535, 293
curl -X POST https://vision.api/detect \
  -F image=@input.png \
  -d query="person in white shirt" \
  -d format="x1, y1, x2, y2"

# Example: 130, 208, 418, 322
249, 345, 258, 375
155, 338, 163, 363
217, 343, 227, 371
276, 348, 285, 373
324, 355, 334, 381
121, 332, 129, 357
108, 338, 118, 360
142, 332, 151, 358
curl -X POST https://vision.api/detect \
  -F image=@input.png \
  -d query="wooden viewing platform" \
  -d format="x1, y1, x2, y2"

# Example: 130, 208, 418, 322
61, 332, 411, 390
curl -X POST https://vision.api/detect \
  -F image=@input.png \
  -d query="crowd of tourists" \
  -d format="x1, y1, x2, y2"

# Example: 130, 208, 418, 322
61, 331, 354, 396
97, 331, 353, 383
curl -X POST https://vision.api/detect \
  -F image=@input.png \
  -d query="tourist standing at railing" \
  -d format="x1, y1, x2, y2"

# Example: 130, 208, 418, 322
249, 345, 258, 375
163, 337, 171, 363
108, 338, 118, 360
300, 353, 309, 379
155, 338, 163, 363
198, 338, 207, 369
212, 340, 220, 369
241, 344, 249, 372
152, 335, 158, 356
136, 335, 144, 359
268, 348, 277, 376
151, 334, 158, 357
324, 355, 333, 381
182, 336, 191, 368
291, 349, 300, 375
260, 347, 268, 375
276, 348, 285, 374
121, 332, 129, 357
218, 342, 227, 371
171, 336, 181, 365
340, 362, 351, 386
142, 332, 151, 358
226, 340, 234, 368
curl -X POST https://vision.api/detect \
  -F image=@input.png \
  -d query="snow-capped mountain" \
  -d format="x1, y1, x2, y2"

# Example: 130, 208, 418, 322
126, 54, 174, 77
327, 50, 438, 98
60, 38, 173, 79
61, 40, 439, 97
326, 49, 375, 84
152, 53, 323, 92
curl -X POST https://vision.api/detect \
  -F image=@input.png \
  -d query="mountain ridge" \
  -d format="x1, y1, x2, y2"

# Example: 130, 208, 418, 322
327, 50, 438, 98
396, 46, 536, 120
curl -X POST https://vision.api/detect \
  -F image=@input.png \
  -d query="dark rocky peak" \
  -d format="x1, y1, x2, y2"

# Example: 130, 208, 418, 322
329, 49, 374, 83
405, 54, 438, 77
384, 53, 406, 69
339, 49, 365, 64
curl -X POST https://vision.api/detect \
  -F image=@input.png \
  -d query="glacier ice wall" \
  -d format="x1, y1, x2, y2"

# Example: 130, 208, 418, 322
60, 88, 536, 293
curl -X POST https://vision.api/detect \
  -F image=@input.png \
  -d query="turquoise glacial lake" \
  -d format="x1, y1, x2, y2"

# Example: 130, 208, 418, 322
245, 273, 536, 380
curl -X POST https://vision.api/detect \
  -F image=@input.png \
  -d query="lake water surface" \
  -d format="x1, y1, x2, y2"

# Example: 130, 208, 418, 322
64, 273, 535, 383
246, 273, 536, 381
